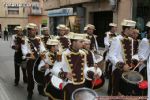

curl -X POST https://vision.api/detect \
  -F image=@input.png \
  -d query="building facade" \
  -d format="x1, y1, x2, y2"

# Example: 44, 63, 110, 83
27, 0, 48, 34
0, 0, 48, 35
0, 0, 28, 34
44, 0, 150, 46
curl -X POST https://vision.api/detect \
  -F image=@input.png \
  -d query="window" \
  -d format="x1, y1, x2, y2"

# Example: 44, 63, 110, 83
8, 6, 19, 15
31, 2, 41, 15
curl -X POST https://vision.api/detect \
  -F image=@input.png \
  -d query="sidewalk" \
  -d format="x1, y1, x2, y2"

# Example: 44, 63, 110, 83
0, 81, 10, 100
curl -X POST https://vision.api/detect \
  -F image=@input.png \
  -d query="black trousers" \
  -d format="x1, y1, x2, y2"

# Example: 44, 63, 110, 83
63, 83, 85, 100
27, 60, 35, 95
112, 68, 123, 96
14, 62, 27, 84
4, 35, 8, 41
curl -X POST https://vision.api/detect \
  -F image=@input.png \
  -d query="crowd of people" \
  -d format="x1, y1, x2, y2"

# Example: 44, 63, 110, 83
10, 19, 149, 100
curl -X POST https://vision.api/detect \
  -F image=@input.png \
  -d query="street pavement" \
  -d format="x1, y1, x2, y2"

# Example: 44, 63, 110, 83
0, 37, 47, 100
0, 37, 108, 100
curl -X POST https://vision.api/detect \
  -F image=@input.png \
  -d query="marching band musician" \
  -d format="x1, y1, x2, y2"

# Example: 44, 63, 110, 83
104, 23, 118, 51
84, 24, 99, 52
146, 21, 150, 100
138, 21, 150, 80
137, 21, 150, 96
82, 39, 97, 88
21, 23, 46, 100
40, 27, 51, 49
130, 29, 139, 70
11, 26, 27, 86
51, 33, 100, 100
38, 39, 63, 100
82, 39, 104, 89
56, 24, 70, 51
131, 29, 140, 55
82, 39, 97, 68
65, 26, 70, 36
104, 23, 118, 95
108, 20, 136, 96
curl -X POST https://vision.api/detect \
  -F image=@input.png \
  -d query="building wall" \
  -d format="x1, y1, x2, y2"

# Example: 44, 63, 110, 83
83, 1, 112, 24
83, 0, 132, 33
28, 15, 48, 29
117, 0, 132, 32
44, 0, 133, 33
0, 0, 28, 31
0, 18, 28, 30
27, 0, 48, 33
44, 0, 60, 10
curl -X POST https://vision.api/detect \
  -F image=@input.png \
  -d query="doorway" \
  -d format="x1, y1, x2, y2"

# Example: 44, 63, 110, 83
93, 11, 113, 47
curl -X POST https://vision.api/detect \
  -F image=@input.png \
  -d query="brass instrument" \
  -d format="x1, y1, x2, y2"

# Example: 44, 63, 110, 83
26, 41, 36, 60
26, 37, 41, 60
40, 51, 47, 60
14, 35, 24, 52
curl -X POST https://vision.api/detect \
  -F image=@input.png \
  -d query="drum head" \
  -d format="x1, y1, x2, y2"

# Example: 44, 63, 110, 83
51, 75, 63, 90
122, 71, 143, 85
95, 54, 103, 63
71, 88, 97, 100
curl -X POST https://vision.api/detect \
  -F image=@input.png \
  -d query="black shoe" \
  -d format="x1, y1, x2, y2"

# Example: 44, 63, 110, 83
27, 94, 32, 100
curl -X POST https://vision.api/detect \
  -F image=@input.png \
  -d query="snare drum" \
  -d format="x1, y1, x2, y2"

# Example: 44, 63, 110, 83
44, 75, 63, 99
71, 88, 98, 100
121, 71, 143, 95
51, 75, 63, 90
85, 67, 105, 89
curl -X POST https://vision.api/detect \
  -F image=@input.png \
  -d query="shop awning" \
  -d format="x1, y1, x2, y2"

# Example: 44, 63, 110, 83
48, 8, 73, 17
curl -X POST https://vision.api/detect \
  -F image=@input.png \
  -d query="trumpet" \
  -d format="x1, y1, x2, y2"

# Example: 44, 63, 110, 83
40, 51, 47, 60
14, 35, 25, 51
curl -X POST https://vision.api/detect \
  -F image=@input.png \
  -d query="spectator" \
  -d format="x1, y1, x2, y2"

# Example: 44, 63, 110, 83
4, 28, 8, 41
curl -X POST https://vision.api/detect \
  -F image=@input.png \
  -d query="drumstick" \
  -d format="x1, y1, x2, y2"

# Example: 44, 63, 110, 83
132, 62, 141, 71
92, 68, 97, 89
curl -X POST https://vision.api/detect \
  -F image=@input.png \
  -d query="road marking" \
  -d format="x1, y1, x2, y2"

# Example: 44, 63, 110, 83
0, 82, 10, 100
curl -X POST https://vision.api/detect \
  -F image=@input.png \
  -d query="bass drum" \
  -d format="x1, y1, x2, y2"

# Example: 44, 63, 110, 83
33, 56, 45, 85
44, 75, 64, 99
